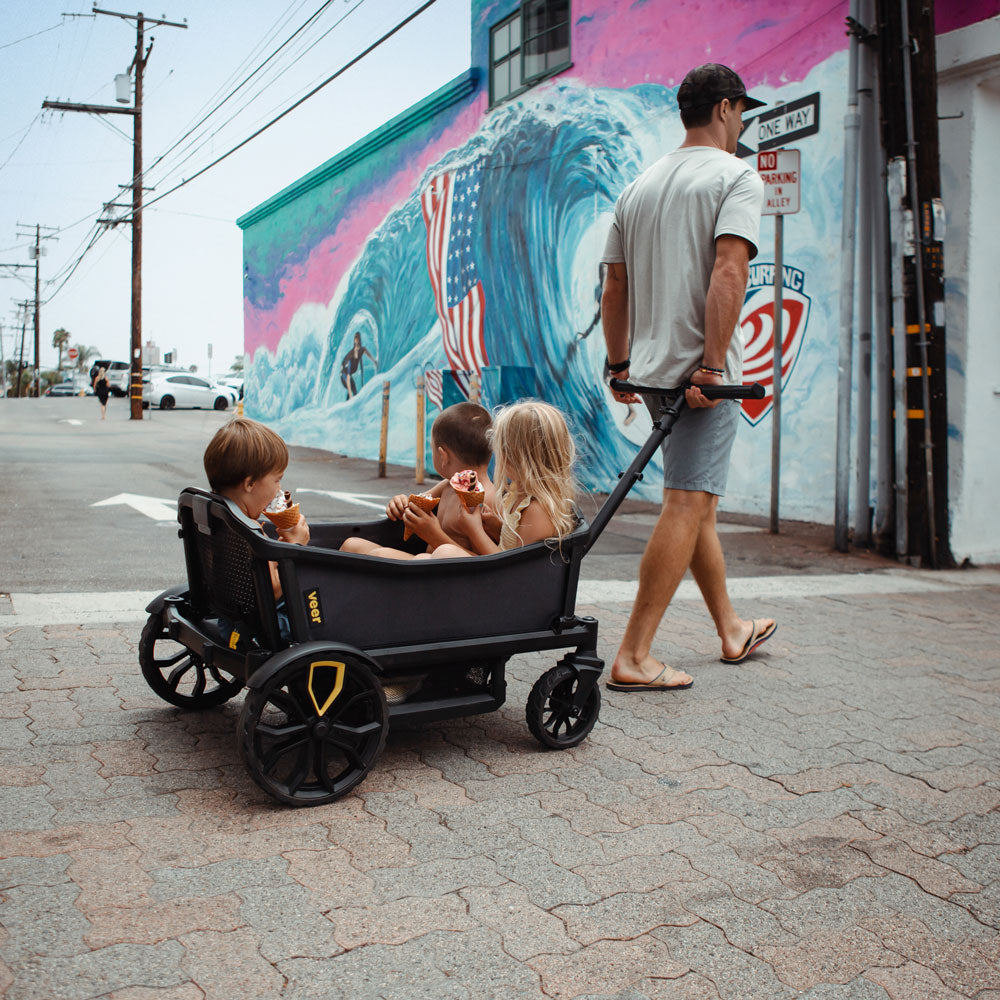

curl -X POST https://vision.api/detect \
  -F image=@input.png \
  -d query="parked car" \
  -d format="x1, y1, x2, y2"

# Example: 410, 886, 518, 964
45, 381, 91, 397
142, 372, 238, 410
89, 359, 130, 397
217, 374, 244, 399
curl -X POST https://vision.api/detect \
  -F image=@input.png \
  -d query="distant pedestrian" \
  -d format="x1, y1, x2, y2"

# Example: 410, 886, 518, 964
601, 63, 776, 692
92, 366, 110, 420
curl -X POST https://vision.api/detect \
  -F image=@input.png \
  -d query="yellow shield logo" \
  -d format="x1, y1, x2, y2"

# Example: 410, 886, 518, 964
307, 660, 346, 717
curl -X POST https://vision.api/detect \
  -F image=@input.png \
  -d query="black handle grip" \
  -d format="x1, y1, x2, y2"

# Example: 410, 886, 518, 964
610, 378, 765, 400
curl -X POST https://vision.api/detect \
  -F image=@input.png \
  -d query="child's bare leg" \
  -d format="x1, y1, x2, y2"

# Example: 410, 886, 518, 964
423, 543, 473, 559
340, 537, 381, 554
364, 545, 417, 560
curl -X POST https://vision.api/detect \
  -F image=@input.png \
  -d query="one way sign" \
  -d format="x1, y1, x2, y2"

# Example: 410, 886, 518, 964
738, 92, 821, 158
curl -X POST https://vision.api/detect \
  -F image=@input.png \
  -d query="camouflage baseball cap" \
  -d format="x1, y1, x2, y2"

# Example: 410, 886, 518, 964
676, 63, 766, 112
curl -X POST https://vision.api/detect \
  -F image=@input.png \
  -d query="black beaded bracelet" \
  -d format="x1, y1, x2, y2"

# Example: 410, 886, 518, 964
697, 365, 725, 376
606, 357, 631, 374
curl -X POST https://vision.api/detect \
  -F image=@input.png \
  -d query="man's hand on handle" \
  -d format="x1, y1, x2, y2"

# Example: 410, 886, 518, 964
686, 367, 723, 409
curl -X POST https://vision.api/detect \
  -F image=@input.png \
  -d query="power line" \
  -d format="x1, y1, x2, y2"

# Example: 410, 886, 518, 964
143, 0, 368, 190
141, 0, 339, 185
0, 21, 64, 51
130, 0, 440, 218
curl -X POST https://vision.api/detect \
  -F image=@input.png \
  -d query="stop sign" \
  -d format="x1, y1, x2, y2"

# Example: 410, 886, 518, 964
67, 347, 78, 360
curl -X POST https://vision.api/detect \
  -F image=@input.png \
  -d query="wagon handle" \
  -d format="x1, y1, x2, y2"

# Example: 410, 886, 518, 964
583, 380, 763, 555
609, 378, 765, 400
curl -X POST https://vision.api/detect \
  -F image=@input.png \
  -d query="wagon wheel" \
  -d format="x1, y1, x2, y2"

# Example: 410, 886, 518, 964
526, 663, 601, 749
239, 653, 388, 806
139, 613, 243, 710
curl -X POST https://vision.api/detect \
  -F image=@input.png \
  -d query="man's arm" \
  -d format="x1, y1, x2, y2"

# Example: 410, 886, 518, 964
688, 235, 752, 409
601, 262, 638, 403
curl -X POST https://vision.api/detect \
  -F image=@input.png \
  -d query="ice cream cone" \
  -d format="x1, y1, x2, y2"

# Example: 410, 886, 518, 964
263, 503, 300, 530
455, 488, 485, 511
450, 470, 485, 511
403, 493, 439, 539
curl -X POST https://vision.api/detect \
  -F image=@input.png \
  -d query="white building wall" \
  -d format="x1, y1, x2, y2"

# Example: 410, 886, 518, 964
937, 16, 1000, 564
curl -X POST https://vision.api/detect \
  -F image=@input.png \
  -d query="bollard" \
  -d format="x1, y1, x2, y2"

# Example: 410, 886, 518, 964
378, 380, 390, 478
415, 373, 426, 485
237, 398, 244, 417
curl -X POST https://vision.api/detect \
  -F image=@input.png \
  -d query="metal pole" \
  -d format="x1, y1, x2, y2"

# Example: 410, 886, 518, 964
899, 0, 937, 566
770, 214, 783, 534
32, 225, 40, 397
0, 322, 6, 397
835, 0, 861, 551
16, 308, 27, 399
415, 373, 426, 485
129, 15, 145, 420
854, 17, 875, 546
378, 381, 390, 478
871, 46, 893, 548
887, 158, 908, 559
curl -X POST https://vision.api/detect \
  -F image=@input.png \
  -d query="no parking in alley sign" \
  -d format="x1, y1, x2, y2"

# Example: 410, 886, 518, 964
758, 149, 801, 215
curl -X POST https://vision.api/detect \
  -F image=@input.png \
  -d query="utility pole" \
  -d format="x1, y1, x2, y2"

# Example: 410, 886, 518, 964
42, 7, 187, 420
14, 224, 58, 396
876, 0, 951, 567
13, 301, 32, 399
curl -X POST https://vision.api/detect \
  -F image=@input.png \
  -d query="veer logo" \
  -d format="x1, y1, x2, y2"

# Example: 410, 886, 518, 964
739, 264, 811, 426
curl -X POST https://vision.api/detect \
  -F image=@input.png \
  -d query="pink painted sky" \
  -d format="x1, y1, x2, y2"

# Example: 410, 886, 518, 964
246, 1, 852, 354
937, 0, 1000, 33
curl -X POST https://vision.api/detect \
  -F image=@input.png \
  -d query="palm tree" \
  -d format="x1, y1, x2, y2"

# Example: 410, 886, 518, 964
73, 344, 101, 373
52, 328, 70, 370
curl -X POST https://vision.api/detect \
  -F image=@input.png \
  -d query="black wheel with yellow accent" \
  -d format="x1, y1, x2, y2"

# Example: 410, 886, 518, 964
238, 651, 388, 806
526, 663, 601, 749
139, 613, 243, 710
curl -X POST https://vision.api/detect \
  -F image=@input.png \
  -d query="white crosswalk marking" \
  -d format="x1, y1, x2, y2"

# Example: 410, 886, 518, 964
4, 569, 998, 627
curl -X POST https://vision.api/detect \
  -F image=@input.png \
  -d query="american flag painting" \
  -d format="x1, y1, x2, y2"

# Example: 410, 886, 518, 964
423, 367, 443, 410
421, 163, 490, 385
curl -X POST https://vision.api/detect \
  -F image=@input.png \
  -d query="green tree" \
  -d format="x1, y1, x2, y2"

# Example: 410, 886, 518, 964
231, 355, 245, 373
52, 328, 70, 370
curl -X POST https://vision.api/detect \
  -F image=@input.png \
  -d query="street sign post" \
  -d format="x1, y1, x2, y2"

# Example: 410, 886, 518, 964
67, 347, 78, 361
757, 148, 802, 535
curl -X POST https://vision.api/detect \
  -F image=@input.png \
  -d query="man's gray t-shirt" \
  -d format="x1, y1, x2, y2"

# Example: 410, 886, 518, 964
602, 146, 764, 387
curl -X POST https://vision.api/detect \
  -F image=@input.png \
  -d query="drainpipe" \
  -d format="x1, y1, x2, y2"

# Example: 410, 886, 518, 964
853, 0, 875, 546
887, 158, 908, 560
834, 0, 861, 552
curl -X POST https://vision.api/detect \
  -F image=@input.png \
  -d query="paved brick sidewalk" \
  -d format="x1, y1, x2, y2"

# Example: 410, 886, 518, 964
1, 580, 999, 999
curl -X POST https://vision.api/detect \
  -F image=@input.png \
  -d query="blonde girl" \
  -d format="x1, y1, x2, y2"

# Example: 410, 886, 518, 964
427, 400, 576, 559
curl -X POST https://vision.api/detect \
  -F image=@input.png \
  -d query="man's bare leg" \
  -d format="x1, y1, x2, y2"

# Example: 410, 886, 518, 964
609, 488, 714, 686
689, 499, 775, 659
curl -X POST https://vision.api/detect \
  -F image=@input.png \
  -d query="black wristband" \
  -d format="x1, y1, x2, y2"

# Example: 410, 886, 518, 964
606, 357, 630, 374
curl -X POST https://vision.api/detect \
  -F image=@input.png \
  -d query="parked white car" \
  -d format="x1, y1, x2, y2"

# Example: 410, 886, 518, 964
142, 372, 238, 410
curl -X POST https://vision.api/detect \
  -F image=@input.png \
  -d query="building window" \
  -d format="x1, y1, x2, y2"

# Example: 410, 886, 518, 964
489, 1, 571, 108
490, 12, 522, 105
522, 0, 569, 84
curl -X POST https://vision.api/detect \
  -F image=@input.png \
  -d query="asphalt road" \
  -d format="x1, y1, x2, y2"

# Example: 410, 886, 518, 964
0, 396, 897, 596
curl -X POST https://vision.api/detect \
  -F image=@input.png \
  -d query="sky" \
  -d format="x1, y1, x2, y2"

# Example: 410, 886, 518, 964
0, 0, 470, 379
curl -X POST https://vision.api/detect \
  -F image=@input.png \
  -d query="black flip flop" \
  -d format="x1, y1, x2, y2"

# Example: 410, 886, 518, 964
607, 662, 694, 692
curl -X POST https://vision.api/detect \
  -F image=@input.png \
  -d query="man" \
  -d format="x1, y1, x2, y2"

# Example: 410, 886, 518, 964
601, 63, 776, 692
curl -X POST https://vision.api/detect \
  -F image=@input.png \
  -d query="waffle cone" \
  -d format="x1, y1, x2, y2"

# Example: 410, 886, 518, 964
403, 494, 439, 539
263, 503, 300, 530
455, 488, 485, 511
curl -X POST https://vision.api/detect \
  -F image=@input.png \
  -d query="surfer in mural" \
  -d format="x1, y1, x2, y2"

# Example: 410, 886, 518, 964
340, 332, 377, 399
601, 63, 777, 693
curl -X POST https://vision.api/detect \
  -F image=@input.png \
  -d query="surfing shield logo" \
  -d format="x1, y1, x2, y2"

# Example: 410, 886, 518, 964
739, 264, 811, 425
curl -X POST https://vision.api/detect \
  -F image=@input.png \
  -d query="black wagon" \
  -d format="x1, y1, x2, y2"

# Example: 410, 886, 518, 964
140, 381, 762, 806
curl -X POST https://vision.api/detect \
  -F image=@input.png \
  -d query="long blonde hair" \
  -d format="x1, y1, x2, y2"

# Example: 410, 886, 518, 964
491, 400, 576, 544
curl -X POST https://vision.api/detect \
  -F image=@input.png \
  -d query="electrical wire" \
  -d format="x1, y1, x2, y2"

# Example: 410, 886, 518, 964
0, 21, 64, 51
130, 0, 440, 218
143, 0, 369, 189
141, 0, 339, 185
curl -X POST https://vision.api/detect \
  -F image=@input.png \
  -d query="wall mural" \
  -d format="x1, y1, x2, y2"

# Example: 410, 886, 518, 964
242, 3, 849, 519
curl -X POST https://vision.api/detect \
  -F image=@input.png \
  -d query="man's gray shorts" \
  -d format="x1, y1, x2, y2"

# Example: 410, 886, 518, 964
644, 395, 740, 496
